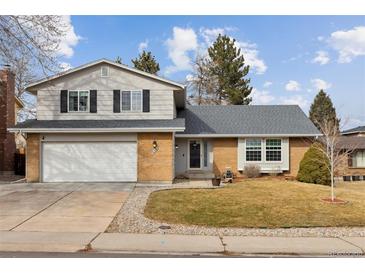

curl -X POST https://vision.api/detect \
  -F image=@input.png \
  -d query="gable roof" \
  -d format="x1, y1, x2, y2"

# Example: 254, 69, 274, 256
25, 59, 186, 91
177, 105, 321, 136
342, 126, 365, 135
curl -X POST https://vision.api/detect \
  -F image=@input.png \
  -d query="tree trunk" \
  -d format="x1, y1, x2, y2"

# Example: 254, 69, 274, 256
331, 147, 335, 201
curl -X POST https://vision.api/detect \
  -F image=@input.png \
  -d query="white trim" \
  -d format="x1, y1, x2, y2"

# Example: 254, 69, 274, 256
8, 127, 185, 133
176, 133, 321, 138
26, 59, 186, 91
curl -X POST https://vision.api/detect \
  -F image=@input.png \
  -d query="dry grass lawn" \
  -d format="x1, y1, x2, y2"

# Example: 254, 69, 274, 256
144, 179, 365, 228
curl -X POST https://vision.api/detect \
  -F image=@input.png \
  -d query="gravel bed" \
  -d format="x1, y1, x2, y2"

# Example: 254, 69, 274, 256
107, 185, 365, 237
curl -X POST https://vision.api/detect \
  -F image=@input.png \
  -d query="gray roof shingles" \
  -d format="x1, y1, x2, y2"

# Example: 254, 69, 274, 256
12, 118, 185, 129
342, 126, 365, 135
177, 105, 320, 135
12, 105, 320, 136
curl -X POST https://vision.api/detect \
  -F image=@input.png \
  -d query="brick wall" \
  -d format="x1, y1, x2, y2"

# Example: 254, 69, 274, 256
212, 138, 238, 177
0, 69, 16, 174
137, 132, 174, 183
287, 137, 312, 177
26, 133, 40, 182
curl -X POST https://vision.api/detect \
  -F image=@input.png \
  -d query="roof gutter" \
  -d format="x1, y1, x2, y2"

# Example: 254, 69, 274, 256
7, 127, 186, 133
175, 133, 322, 138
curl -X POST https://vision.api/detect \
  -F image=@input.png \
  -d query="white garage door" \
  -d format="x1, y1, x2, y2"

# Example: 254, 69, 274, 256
42, 142, 137, 182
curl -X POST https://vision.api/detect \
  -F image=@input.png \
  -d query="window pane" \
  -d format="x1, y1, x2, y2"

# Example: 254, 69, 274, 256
122, 91, 131, 111
246, 139, 261, 161
69, 91, 78, 111
131, 91, 142, 111
79, 91, 88, 112
203, 141, 208, 167
266, 139, 281, 161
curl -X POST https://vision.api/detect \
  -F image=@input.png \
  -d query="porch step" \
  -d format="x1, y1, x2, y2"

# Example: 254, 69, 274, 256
184, 171, 215, 179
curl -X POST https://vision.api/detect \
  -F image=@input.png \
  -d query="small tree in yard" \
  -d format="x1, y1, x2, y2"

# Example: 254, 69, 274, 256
313, 119, 356, 202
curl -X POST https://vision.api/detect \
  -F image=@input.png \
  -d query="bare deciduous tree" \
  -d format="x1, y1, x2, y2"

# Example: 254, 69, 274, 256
0, 15, 71, 120
314, 118, 356, 201
187, 53, 220, 105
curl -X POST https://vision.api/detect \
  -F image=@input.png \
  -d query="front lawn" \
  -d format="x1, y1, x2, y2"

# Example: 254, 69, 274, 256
144, 179, 365, 228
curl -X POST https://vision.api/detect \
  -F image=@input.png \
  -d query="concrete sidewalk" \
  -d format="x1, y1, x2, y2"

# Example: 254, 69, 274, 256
0, 231, 364, 256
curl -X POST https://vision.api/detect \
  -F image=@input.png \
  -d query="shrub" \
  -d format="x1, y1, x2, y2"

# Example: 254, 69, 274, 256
244, 164, 261, 178
297, 143, 330, 185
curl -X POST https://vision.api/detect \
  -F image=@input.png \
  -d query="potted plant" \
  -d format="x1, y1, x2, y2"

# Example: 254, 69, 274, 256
212, 176, 221, 186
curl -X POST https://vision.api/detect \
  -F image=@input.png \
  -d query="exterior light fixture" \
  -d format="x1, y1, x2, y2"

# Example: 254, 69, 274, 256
152, 140, 159, 153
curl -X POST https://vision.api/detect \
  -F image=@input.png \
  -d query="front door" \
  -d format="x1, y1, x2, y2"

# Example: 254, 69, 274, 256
189, 140, 201, 169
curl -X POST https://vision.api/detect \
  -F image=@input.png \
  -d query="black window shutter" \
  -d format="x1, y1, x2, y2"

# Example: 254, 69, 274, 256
90, 90, 97, 113
113, 90, 120, 113
60, 90, 68, 113
143, 89, 150, 112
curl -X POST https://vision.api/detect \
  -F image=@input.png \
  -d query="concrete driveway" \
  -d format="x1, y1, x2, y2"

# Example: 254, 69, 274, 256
0, 182, 134, 233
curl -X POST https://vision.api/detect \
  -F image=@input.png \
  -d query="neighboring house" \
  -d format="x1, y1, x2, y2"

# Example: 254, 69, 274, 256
8, 59, 320, 183
337, 126, 365, 181
1, 68, 16, 174
342, 126, 365, 137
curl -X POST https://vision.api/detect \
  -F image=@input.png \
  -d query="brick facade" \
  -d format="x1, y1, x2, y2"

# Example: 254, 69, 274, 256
137, 132, 174, 183
287, 137, 312, 177
212, 138, 238, 177
26, 134, 40, 182
0, 69, 16, 174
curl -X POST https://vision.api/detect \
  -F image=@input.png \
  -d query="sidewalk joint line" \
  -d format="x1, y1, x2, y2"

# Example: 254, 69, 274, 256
9, 191, 75, 231
338, 237, 365, 254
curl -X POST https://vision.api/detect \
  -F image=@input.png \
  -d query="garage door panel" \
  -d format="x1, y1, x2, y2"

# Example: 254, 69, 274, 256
42, 142, 137, 182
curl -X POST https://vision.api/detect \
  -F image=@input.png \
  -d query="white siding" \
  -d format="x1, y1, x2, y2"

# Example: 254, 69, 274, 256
35, 63, 177, 120
237, 138, 289, 172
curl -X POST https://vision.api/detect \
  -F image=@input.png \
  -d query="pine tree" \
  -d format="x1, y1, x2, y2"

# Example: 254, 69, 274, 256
131, 50, 160, 75
309, 90, 340, 131
207, 34, 252, 105
115, 56, 123, 64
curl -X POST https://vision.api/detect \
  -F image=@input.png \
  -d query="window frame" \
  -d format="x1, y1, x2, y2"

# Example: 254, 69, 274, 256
245, 138, 263, 163
100, 66, 109, 77
68, 90, 90, 112
351, 150, 365, 168
120, 90, 143, 112
265, 138, 282, 163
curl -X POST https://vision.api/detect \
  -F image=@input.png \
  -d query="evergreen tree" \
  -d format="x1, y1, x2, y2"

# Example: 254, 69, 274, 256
131, 50, 160, 75
115, 56, 123, 64
207, 34, 252, 105
309, 90, 340, 131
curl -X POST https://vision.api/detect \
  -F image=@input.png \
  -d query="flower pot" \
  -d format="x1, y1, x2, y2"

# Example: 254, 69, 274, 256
212, 178, 221, 186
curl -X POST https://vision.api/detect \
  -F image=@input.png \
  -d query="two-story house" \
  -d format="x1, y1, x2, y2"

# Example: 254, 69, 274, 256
9, 59, 320, 183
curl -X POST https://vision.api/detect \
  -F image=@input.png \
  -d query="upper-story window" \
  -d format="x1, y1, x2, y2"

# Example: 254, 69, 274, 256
101, 66, 109, 77
246, 139, 262, 162
68, 90, 89, 112
121, 91, 142, 112
266, 139, 282, 162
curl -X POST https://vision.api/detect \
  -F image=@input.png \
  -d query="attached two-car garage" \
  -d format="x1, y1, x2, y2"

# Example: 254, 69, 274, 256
41, 134, 137, 183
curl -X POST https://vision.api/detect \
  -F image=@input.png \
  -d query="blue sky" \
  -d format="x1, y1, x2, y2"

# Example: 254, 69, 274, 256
59, 16, 365, 129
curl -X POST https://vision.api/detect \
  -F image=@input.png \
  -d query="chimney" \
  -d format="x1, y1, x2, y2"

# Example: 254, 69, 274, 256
0, 67, 16, 174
